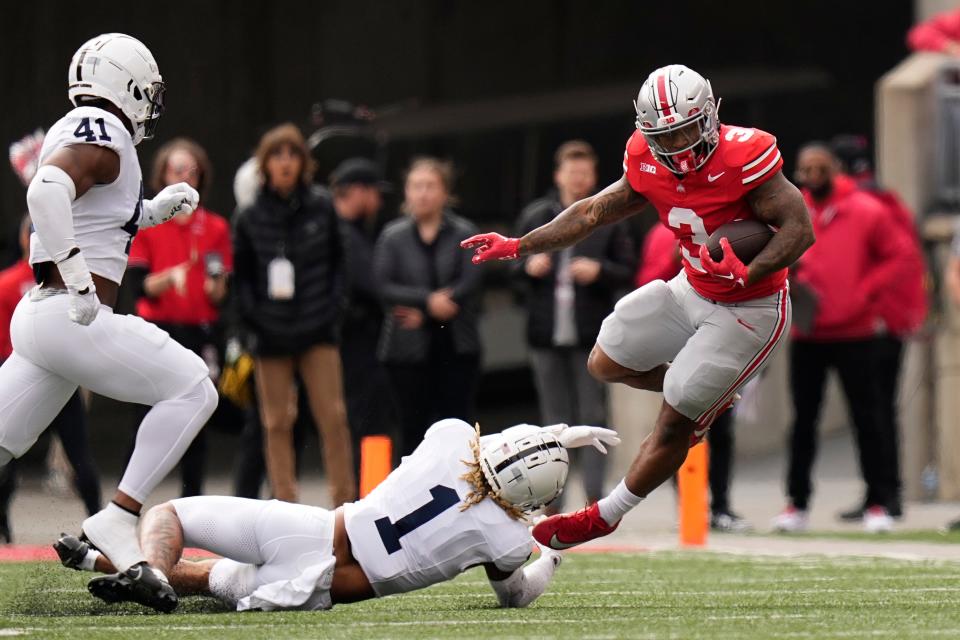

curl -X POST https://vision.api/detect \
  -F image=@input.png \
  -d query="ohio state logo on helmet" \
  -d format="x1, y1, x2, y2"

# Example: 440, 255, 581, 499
633, 64, 720, 175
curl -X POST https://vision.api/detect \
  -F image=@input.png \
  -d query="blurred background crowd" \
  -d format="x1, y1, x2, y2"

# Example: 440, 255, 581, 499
5, 0, 960, 542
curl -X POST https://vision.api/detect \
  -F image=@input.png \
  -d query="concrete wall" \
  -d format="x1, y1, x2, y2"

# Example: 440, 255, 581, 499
876, 51, 960, 499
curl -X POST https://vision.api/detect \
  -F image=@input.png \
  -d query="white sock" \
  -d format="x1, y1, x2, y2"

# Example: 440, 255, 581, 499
597, 479, 644, 526
79, 549, 101, 572
209, 559, 257, 608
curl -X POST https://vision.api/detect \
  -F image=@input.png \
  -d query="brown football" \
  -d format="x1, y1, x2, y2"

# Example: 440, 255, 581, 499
705, 219, 774, 263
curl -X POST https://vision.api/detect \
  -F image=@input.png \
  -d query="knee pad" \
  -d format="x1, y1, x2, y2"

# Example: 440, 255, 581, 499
208, 559, 257, 608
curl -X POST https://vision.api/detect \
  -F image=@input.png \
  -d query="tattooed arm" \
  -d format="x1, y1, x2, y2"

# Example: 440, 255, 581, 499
518, 176, 648, 255
743, 170, 815, 285
139, 502, 186, 577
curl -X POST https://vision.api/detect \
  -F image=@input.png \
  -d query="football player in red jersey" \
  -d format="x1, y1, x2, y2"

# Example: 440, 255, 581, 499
463, 64, 815, 549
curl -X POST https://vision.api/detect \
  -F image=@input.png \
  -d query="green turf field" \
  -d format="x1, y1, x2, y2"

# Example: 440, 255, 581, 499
2, 551, 959, 639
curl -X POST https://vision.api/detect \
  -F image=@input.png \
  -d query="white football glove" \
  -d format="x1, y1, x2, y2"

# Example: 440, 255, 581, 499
56, 251, 100, 326
535, 541, 563, 568
141, 182, 199, 228
68, 287, 101, 326
545, 424, 621, 454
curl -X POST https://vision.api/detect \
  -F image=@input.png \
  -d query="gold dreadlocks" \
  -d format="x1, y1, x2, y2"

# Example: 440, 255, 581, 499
459, 423, 527, 521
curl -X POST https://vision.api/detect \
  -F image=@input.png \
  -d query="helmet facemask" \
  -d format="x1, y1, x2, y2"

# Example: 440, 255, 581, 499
637, 99, 720, 175
140, 81, 166, 141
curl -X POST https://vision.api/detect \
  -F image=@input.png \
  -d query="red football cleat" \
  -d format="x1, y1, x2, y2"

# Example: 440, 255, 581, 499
532, 503, 619, 550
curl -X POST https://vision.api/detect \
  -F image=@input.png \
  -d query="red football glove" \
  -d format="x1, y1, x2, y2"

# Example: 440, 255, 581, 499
698, 238, 749, 287
460, 233, 521, 264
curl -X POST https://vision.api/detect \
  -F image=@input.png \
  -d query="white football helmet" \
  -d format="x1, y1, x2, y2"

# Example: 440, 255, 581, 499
634, 64, 720, 174
479, 431, 569, 512
68, 33, 165, 146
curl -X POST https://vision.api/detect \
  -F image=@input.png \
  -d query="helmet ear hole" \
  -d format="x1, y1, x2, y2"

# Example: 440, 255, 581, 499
133, 86, 142, 101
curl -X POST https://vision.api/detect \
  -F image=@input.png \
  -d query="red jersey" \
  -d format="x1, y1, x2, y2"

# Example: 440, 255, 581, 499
623, 124, 787, 303
0, 260, 36, 359
127, 206, 233, 325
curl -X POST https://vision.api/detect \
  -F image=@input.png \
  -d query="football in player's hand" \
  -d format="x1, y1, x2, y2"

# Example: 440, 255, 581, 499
706, 220, 774, 263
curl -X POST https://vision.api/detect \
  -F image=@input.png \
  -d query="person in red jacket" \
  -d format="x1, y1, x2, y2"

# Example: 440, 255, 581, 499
830, 135, 928, 523
0, 216, 101, 542
772, 143, 914, 534
907, 7, 960, 55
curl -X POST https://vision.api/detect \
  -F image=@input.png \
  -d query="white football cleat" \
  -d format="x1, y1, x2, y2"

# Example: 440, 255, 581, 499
771, 506, 809, 533
863, 506, 894, 534
81, 504, 146, 572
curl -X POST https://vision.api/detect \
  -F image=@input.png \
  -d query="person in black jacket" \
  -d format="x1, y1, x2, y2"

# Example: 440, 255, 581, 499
374, 157, 483, 456
330, 158, 398, 475
515, 141, 635, 510
232, 123, 356, 506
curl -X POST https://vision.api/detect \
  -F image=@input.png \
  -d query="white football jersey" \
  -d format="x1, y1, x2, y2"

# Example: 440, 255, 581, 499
30, 107, 143, 285
343, 419, 533, 597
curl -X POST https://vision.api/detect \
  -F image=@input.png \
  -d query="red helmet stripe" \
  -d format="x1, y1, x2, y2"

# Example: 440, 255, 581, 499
657, 73, 673, 116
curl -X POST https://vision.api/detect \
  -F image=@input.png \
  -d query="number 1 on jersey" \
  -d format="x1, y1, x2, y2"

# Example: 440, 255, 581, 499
376, 485, 459, 554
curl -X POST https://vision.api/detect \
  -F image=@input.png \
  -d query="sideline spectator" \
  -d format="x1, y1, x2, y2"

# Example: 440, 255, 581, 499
514, 140, 634, 511
773, 143, 913, 534
233, 123, 356, 506
0, 216, 101, 542
374, 157, 482, 457
830, 135, 928, 521
907, 7, 960, 54
330, 158, 399, 473
127, 138, 231, 497
634, 223, 750, 533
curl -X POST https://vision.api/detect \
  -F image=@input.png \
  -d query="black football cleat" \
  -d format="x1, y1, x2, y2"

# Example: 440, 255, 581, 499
87, 562, 178, 613
53, 533, 90, 570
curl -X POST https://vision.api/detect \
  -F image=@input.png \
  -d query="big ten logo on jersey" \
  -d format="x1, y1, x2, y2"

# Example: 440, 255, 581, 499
121, 181, 144, 255
639, 162, 658, 175
724, 127, 754, 143
667, 207, 708, 273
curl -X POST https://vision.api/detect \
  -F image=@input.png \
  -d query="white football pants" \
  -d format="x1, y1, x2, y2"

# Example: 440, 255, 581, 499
0, 289, 216, 502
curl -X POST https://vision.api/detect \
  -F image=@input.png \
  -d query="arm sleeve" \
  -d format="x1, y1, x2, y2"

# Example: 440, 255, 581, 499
488, 549, 562, 608
373, 231, 432, 308
26, 164, 79, 264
